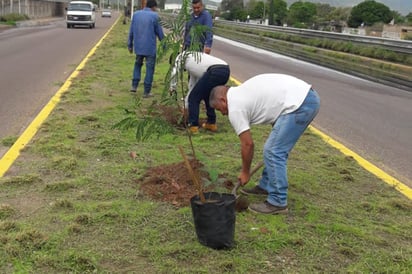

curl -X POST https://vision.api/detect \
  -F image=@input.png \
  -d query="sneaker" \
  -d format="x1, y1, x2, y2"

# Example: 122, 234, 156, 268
189, 126, 199, 134
240, 185, 268, 196
130, 87, 137, 92
248, 201, 288, 215
202, 122, 218, 132
143, 93, 154, 98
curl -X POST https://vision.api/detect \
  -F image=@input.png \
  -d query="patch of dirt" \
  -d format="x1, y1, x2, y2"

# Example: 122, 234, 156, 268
138, 104, 234, 207
3, 193, 48, 218
156, 105, 186, 128
154, 102, 208, 129
139, 159, 234, 207
140, 159, 206, 207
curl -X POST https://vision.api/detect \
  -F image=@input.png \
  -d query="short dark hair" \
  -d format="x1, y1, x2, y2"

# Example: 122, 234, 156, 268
146, 0, 157, 8
192, 0, 202, 4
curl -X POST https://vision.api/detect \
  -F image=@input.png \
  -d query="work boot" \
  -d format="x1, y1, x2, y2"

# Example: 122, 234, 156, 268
202, 122, 218, 132
143, 93, 154, 98
240, 185, 268, 196
248, 201, 288, 215
189, 126, 199, 134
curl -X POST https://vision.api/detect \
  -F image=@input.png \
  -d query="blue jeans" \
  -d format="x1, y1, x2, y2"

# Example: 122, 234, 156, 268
132, 55, 156, 94
259, 88, 320, 207
188, 64, 230, 126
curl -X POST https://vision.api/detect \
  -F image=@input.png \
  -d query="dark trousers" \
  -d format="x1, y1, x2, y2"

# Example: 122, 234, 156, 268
188, 64, 230, 126
132, 55, 156, 94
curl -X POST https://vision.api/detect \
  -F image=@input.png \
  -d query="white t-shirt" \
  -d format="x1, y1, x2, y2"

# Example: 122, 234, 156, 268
228, 74, 311, 135
170, 51, 227, 91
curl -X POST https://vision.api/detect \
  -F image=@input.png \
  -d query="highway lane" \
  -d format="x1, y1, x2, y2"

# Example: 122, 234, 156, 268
212, 37, 412, 188
0, 14, 119, 157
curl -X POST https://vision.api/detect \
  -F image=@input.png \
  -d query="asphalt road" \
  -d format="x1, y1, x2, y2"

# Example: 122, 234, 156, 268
212, 37, 412, 188
0, 14, 119, 156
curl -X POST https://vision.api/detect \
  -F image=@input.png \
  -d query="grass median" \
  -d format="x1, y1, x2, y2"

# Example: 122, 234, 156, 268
0, 19, 411, 273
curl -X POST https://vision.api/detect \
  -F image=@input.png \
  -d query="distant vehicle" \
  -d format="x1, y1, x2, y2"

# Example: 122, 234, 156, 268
65, 1, 96, 29
101, 9, 112, 18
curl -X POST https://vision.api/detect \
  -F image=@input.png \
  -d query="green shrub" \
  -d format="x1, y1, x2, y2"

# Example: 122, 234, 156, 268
303, 46, 317, 53
292, 22, 307, 28
311, 38, 323, 47
405, 55, 412, 65
343, 42, 354, 53
331, 41, 345, 51
404, 34, 412, 41
359, 47, 375, 57
0, 13, 29, 23
373, 47, 386, 60
321, 39, 330, 49
381, 50, 399, 63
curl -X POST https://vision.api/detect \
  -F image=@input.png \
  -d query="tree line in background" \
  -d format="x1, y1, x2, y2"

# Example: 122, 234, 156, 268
218, 0, 412, 29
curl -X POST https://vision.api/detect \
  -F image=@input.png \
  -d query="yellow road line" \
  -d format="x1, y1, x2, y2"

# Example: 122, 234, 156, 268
0, 18, 119, 177
309, 126, 412, 199
231, 77, 411, 200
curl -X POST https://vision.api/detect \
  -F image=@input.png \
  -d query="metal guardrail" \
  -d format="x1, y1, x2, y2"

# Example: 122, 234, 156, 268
214, 20, 412, 55
160, 14, 411, 90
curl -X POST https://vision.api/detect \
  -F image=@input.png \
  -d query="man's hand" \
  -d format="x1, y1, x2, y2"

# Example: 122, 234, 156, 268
128, 47, 133, 54
204, 47, 211, 54
238, 161, 264, 186
238, 171, 250, 186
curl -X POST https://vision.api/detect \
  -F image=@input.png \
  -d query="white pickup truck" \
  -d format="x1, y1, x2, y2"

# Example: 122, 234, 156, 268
66, 1, 96, 29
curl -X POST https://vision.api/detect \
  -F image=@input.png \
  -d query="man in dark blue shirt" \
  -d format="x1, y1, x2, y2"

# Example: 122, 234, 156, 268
183, 0, 213, 54
128, 0, 164, 97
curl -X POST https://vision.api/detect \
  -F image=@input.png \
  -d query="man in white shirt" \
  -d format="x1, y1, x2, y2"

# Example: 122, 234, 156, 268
170, 51, 230, 133
209, 74, 320, 214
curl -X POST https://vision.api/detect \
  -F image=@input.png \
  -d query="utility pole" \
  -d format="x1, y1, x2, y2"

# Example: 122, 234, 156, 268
130, 0, 147, 20
262, 0, 268, 25
130, 0, 133, 19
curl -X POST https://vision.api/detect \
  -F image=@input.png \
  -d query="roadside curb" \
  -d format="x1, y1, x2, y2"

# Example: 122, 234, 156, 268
15, 17, 63, 27
0, 24, 12, 31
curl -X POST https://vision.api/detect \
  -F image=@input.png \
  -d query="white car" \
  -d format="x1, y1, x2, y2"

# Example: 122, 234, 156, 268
101, 9, 112, 18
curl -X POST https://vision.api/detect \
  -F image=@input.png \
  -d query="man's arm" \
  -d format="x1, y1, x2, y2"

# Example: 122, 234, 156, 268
203, 12, 213, 54
127, 15, 134, 53
238, 129, 254, 185
155, 15, 165, 41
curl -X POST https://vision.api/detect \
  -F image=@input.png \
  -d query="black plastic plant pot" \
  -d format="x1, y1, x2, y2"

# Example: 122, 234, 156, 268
190, 192, 236, 250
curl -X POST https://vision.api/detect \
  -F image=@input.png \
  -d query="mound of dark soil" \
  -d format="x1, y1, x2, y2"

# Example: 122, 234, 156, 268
138, 104, 234, 207
139, 159, 234, 207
